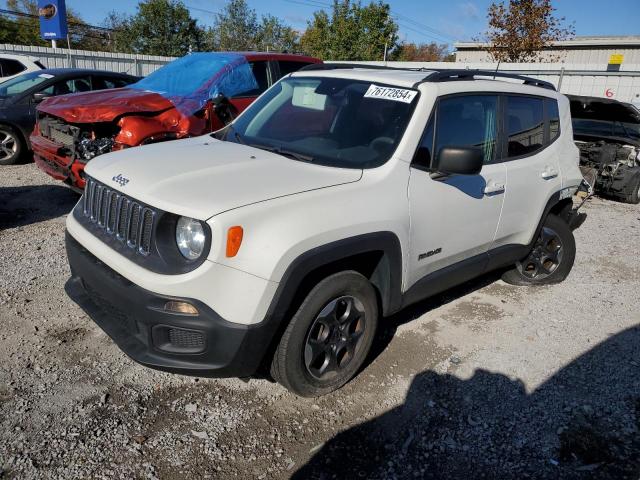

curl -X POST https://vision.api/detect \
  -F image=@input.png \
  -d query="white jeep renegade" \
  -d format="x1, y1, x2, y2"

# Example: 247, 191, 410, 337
65, 66, 586, 396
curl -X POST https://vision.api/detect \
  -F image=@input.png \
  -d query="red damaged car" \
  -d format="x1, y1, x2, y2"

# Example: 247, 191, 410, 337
32, 52, 320, 191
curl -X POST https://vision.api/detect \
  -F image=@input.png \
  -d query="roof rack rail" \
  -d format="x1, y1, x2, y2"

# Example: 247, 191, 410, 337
299, 63, 429, 72
421, 69, 556, 90
298, 64, 556, 91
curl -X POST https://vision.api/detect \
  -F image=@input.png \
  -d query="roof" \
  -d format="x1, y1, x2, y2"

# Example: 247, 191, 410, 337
233, 51, 321, 63
293, 65, 556, 92
36, 68, 137, 77
294, 67, 434, 88
455, 35, 640, 50
0, 53, 40, 62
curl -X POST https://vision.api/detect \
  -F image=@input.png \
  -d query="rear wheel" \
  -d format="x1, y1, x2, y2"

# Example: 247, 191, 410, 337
270, 271, 378, 397
0, 126, 22, 166
625, 172, 640, 204
502, 214, 576, 286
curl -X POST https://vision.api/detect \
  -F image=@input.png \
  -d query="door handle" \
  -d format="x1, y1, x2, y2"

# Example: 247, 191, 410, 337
483, 182, 505, 195
541, 167, 558, 179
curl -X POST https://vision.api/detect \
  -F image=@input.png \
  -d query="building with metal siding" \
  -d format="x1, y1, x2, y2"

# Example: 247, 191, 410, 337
454, 36, 640, 65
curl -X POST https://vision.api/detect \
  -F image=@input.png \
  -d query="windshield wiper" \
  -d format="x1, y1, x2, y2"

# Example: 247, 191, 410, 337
248, 143, 314, 163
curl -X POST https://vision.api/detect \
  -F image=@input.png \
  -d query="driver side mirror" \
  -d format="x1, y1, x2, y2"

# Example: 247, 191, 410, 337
32, 92, 52, 103
435, 146, 483, 175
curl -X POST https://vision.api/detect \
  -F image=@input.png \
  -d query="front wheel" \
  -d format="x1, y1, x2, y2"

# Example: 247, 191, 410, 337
0, 125, 22, 166
502, 214, 576, 286
270, 271, 378, 397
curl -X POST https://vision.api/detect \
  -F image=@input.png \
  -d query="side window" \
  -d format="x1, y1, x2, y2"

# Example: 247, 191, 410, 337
0, 59, 27, 77
40, 77, 92, 96
506, 96, 544, 157
278, 60, 312, 78
613, 122, 628, 137
93, 76, 131, 90
434, 95, 498, 166
233, 61, 269, 97
546, 98, 560, 142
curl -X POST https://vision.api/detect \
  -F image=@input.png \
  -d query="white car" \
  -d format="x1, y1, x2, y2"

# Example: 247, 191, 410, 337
64, 66, 586, 396
0, 54, 44, 83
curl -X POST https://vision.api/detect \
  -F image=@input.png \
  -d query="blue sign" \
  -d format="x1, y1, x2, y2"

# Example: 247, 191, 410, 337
38, 0, 68, 41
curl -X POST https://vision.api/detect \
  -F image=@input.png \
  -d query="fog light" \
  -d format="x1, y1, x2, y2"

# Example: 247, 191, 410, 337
164, 301, 199, 315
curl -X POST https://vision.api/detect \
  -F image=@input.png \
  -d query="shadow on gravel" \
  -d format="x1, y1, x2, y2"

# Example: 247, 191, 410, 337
0, 185, 78, 230
358, 270, 504, 375
295, 325, 640, 480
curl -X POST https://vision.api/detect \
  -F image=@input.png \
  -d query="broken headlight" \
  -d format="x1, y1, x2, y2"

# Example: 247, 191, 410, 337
77, 136, 114, 161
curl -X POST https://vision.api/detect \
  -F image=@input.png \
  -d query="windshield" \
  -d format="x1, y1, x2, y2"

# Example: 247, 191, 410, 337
129, 52, 258, 115
217, 76, 418, 169
573, 118, 640, 142
0, 71, 53, 97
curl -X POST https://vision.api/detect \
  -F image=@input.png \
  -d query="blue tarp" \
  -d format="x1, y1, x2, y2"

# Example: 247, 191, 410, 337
129, 52, 259, 115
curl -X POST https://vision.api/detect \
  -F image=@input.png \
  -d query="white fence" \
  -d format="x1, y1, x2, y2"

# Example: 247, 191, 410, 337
0, 44, 174, 76
332, 61, 640, 105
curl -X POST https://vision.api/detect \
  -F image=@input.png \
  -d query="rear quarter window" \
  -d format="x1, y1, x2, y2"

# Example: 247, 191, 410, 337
546, 98, 560, 142
506, 96, 544, 157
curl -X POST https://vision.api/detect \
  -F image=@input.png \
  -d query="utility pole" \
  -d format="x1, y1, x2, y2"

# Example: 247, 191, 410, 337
383, 32, 393, 65
51, 39, 57, 48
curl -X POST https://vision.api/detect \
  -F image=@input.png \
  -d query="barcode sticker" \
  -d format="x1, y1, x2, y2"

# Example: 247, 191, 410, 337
364, 84, 418, 103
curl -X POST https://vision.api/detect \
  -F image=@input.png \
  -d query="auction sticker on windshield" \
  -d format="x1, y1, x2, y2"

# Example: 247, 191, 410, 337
364, 84, 417, 103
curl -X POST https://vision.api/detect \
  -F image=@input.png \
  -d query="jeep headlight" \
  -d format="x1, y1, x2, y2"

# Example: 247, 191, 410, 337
176, 217, 206, 260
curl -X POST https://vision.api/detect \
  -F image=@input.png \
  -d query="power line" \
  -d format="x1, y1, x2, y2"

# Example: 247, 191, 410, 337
0, 8, 114, 32
281, 0, 457, 43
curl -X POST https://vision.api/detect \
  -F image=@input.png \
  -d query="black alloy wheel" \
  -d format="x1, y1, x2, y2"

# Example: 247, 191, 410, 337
516, 226, 564, 280
304, 295, 366, 380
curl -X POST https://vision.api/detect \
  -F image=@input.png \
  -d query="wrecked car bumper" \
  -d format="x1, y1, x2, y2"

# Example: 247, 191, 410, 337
32, 134, 86, 191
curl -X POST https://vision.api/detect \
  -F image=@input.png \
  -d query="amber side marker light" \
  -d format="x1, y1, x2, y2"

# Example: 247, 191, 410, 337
164, 301, 199, 315
226, 226, 244, 258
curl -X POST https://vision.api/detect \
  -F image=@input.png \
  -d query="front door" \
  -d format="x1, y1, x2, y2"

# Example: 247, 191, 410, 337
407, 94, 506, 289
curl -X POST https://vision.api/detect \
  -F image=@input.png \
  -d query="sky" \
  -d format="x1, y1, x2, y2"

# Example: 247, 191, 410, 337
3, 0, 640, 45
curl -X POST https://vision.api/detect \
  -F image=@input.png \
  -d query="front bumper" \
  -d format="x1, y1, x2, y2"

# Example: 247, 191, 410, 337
31, 134, 86, 190
65, 232, 275, 378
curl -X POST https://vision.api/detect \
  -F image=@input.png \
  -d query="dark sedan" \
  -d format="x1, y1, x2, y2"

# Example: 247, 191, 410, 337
0, 69, 138, 165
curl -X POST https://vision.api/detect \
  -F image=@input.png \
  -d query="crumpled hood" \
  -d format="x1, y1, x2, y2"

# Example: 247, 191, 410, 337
37, 87, 175, 123
85, 136, 362, 219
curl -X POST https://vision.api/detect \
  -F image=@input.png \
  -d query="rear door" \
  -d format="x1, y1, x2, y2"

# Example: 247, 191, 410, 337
407, 94, 506, 286
493, 95, 562, 247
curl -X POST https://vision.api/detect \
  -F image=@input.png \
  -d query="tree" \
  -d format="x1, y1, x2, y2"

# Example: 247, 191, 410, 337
255, 14, 299, 52
206, 0, 258, 51
300, 1, 398, 61
396, 42, 451, 62
111, 0, 203, 56
205, 0, 299, 52
478, 0, 574, 62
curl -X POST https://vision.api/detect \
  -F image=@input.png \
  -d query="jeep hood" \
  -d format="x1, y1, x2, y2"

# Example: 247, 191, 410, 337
85, 136, 362, 219
37, 88, 175, 123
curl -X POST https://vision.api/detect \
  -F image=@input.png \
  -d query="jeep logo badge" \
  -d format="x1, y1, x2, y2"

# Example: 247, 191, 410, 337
112, 174, 130, 187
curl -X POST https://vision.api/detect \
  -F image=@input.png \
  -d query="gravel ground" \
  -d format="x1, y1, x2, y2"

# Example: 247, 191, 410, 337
0, 163, 639, 480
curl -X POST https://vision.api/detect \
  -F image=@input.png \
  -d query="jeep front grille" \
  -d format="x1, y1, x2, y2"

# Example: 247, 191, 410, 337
82, 176, 155, 255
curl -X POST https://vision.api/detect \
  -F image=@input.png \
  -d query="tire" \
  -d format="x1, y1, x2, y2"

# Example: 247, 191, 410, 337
270, 271, 379, 397
624, 172, 640, 204
0, 125, 23, 166
502, 214, 576, 286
